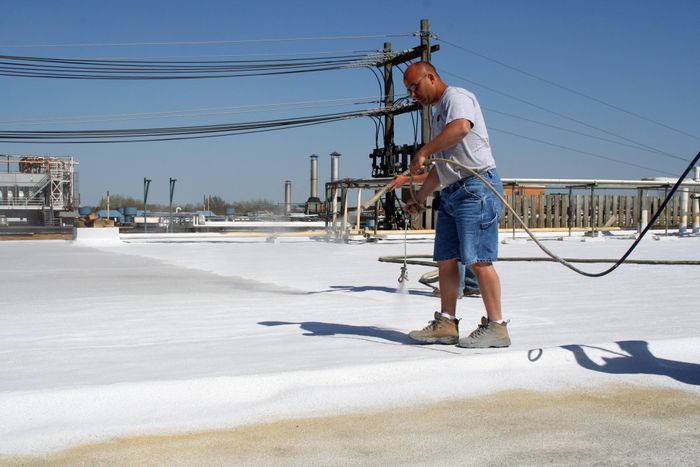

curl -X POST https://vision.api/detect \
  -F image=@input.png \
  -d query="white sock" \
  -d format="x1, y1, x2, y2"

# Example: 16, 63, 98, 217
440, 312, 457, 320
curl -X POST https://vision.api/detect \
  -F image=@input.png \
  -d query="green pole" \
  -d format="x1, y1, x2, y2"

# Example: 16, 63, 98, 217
143, 177, 151, 233
169, 178, 177, 233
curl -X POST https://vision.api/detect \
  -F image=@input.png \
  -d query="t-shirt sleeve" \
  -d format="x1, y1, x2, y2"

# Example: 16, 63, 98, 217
443, 90, 476, 127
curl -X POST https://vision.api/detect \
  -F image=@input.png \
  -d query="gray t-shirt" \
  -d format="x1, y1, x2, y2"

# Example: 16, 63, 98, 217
431, 86, 496, 186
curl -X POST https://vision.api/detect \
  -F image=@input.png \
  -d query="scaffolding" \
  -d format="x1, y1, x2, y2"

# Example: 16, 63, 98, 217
325, 175, 700, 240
0, 154, 77, 225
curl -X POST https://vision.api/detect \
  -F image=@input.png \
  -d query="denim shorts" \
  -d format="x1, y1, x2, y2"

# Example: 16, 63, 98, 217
434, 169, 504, 265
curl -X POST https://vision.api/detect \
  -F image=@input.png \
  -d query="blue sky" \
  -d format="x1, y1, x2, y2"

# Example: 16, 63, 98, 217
1, 0, 699, 205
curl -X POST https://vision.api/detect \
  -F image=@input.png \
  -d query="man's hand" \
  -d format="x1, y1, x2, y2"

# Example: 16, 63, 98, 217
404, 196, 424, 216
388, 174, 410, 190
409, 152, 426, 176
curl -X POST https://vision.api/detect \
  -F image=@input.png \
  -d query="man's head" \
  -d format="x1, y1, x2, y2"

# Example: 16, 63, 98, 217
403, 62, 446, 106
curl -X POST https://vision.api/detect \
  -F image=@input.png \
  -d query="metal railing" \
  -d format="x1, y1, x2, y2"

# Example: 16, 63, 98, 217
324, 175, 700, 238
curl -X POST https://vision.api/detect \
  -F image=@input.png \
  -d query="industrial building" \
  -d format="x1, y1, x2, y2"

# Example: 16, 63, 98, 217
0, 154, 76, 226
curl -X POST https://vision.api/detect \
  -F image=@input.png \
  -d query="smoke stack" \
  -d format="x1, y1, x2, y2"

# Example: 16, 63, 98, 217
330, 151, 341, 182
310, 154, 318, 198
305, 154, 322, 214
284, 180, 292, 214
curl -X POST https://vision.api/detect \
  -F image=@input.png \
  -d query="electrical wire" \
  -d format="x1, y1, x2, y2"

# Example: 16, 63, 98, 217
0, 52, 390, 80
489, 126, 676, 176
437, 36, 700, 142
0, 33, 413, 49
0, 96, 382, 126
441, 69, 687, 161
0, 105, 406, 143
483, 106, 689, 163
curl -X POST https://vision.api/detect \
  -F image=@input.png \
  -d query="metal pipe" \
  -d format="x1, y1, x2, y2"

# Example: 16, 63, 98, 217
330, 151, 340, 182
511, 184, 516, 239
503, 177, 700, 187
568, 187, 573, 237
664, 186, 669, 236
310, 154, 318, 199
284, 180, 292, 214
356, 189, 362, 231
590, 185, 595, 236
639, 188, 648, 233
694, 167, 700, 233
341, 187, 348, 234
331, 186, 339, 232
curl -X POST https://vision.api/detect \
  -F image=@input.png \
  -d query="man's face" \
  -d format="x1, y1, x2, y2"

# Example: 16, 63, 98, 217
404, 72, 431, 105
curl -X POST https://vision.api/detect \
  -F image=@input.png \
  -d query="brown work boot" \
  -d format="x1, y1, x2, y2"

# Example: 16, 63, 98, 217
457, 317, 511, 348
408, 312, 459, 344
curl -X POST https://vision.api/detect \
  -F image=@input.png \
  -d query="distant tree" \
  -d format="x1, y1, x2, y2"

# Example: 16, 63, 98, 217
97, 194, 142, 210
95, 194, 282, 214
231, 198, 280, 215
207, 195, 228, 214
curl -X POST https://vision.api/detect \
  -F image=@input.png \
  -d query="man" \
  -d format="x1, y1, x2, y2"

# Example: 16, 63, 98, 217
402, 61, 510, 348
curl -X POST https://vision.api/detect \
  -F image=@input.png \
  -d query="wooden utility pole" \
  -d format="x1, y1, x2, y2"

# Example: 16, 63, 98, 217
363, 19, 439, 229
371, 19, 440, 178
420, 18, 432, 145
383, 42, 394, 156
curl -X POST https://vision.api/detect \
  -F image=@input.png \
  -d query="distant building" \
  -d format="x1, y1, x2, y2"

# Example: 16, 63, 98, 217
0, 154, 77, 226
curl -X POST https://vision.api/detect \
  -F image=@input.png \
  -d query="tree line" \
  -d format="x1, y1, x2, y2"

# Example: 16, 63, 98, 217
96, 194, 280, 215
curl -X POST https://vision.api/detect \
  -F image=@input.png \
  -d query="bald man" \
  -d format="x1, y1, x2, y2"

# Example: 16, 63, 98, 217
403, 62, 510, 348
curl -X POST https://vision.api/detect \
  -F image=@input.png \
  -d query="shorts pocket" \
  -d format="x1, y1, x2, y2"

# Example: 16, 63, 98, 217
480, 197, 501, 229
453, 184, 481, 203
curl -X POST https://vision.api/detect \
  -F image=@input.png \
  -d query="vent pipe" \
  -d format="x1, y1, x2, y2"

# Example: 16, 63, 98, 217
284, 180, 292, 214
330, 151, 341, 182
310, 154, 318, 198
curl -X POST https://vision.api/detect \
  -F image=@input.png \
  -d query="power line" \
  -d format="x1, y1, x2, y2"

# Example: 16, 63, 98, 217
0, 96, 382, 126
483, 106, 688, 162
490, 126, 674, 175
441, 69, 687, 162
0, 33, 413, 49
0, 105, 404, 143
0, 52, 389, 80
437, 36, 700, 142
81, 49, 386, 61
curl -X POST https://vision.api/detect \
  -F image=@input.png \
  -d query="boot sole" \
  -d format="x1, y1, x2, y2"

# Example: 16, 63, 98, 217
408, 335, 458, 345
456, 338, 511, 348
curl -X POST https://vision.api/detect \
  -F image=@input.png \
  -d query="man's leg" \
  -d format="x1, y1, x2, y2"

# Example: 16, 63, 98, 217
407, 257, 460, 345
457, 262, 466, 293
437, 258, 460, 316
471, 262, 501, 321
462, 264, 480, 296
458, 262, 510, 348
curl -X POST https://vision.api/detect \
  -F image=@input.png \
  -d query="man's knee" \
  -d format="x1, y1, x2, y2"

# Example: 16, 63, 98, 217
471, 262, 494, 277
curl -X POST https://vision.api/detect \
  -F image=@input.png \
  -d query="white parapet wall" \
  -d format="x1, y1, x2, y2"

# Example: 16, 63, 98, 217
72, 227, 122, 245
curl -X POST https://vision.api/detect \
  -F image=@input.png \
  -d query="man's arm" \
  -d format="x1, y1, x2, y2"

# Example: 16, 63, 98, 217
388, 171, 428, 190
405, 167, 440, 215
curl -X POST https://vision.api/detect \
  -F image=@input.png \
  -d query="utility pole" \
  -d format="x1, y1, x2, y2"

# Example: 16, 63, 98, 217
365, 19, 439, 230
420, 18, 432, 145
383, 42, 395, 160
370, 20, 440, 177
382, 42, 400, 229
